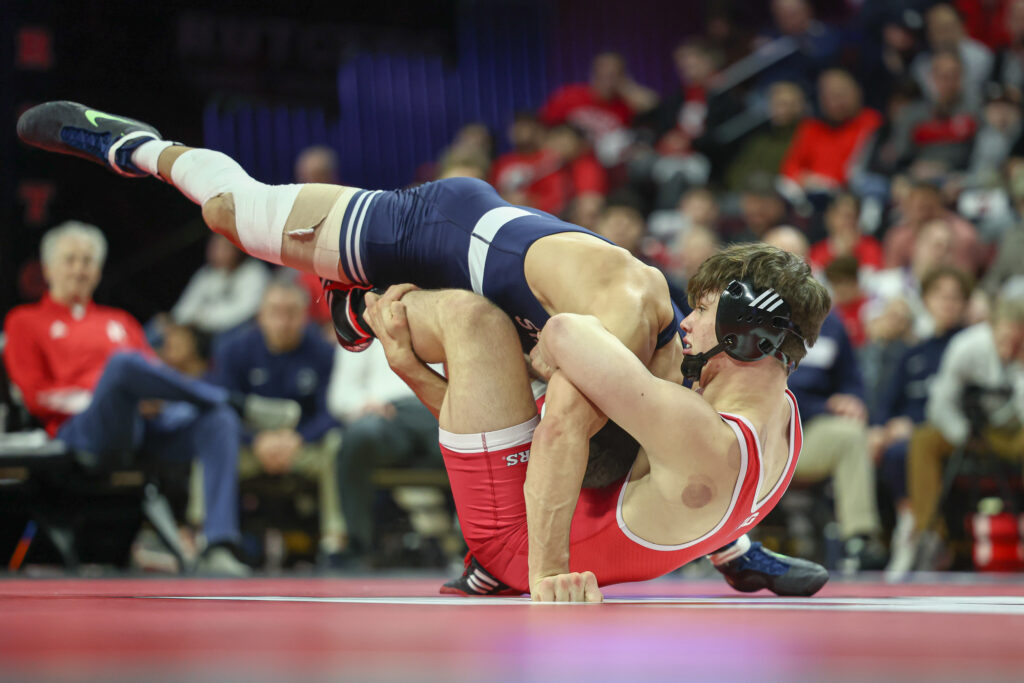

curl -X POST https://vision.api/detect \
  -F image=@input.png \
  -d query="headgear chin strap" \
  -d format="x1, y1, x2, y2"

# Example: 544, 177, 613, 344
681, 280, 804, 383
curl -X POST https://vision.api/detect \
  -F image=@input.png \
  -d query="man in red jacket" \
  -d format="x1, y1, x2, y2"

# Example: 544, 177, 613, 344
3, 221, 298, 575
780, 69, 883, 192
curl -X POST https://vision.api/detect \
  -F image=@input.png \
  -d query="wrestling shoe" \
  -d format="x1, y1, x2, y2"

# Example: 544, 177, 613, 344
17, 100, 161, 177
324, 280, 377, 352
440, 555, 519, 597
714, 542, 829, 597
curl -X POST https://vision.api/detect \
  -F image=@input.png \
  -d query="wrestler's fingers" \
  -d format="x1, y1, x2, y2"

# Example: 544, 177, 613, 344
553, 576, 570, 602
582, 572, 603, 603
385, 301, 411, 342
531, 580, 553, 602
379, 283, 419, 307
568, 573, 586, 602
362, 294, 387, 337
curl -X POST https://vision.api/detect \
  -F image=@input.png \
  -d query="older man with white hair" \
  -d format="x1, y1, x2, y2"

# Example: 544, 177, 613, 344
3, 221, 300, 575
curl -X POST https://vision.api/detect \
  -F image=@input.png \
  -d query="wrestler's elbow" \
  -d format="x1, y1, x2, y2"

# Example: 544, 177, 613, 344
542, 313, 598, 357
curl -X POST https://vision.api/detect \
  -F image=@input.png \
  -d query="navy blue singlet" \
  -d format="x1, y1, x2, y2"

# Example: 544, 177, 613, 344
337, 177, 683, 351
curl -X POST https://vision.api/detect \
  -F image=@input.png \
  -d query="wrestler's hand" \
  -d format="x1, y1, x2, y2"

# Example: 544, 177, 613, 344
530, 572, 603, 603
364, 284, 419, 371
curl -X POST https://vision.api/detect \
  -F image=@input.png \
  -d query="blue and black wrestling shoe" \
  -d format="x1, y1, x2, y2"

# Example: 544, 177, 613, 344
324, 280, 378, 352
713, 540, 829, 597
17, 101, 160, 177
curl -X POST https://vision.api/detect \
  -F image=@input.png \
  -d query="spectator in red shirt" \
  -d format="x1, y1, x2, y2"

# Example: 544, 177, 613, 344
956, 0, 1013, 50
886, 50, 983, 177
2, 222, 298, 575
780, 69, 884, 193
809, 193, 885, 273
490, 111, 549, 206
540, 124, 610, 221
539, 52, 658, 165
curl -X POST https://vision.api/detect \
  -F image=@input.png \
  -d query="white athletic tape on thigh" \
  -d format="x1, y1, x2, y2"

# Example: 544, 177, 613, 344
170, 149, 301, 265
438, 416, 540, 453
467, 207, 533, 294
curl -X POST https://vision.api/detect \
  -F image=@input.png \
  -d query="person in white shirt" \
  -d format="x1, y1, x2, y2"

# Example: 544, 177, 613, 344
171, 234, 269, 335
327, 342, 443, 558
906, 294, 1024, 563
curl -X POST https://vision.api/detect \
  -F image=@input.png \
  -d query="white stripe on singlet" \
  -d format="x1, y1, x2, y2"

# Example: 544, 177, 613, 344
344, 191, 371, 284
351, 190, 382, 284
467, 206, 534, 294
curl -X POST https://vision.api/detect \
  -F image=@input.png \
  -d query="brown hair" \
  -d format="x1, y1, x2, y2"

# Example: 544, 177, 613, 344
920, 265, 974, 299
687, 243, 831, 366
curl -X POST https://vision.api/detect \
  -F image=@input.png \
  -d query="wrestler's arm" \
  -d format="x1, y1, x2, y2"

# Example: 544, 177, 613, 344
362, 291, 448, 419
524, 371, 604, 600
390, 360, 448, 420
523, 281, 660, 601
534, 312, 724, 457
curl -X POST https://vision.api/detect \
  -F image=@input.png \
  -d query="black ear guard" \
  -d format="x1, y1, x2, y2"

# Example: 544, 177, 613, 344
681, 280, 804, 383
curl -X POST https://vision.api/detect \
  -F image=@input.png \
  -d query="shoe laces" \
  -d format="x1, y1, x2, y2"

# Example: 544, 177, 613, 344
60, 127, 111, 156
728, 542, 790, 577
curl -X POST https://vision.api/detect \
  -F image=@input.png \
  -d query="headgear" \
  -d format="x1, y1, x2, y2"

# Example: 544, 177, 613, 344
681, 279, 804, 382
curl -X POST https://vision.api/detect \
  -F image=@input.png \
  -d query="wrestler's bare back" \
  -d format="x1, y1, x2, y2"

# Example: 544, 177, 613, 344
522, 231, 683, 375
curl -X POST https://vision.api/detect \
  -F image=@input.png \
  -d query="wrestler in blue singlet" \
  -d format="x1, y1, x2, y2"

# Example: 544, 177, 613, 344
336, 177, 683, 351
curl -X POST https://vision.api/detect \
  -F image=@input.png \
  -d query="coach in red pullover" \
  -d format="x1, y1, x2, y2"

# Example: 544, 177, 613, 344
3, 222, 290, 575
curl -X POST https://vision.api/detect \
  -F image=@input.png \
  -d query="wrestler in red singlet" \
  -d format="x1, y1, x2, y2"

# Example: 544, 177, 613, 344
440, 390, 802, 594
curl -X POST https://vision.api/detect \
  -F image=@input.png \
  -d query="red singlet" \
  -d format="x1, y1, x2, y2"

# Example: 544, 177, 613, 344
439, 390, 803, 593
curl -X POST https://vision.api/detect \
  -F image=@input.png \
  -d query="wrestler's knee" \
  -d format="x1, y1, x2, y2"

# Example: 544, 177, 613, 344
443, 290, 513, 335
201, 193, 236, 236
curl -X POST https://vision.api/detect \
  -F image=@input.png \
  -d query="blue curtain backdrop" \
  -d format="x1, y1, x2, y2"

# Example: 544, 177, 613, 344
202, 0, 694, 188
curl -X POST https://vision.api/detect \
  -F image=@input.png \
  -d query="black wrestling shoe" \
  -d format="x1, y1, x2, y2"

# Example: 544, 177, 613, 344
17, 101, 162, 177
715, 542, 829, 597
324, 280, 378, 352
440, 555, 519, 597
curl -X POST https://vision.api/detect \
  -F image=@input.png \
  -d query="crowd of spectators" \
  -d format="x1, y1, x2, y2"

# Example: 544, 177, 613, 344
426, 0, 1024, 573
4, 0, 1024, 576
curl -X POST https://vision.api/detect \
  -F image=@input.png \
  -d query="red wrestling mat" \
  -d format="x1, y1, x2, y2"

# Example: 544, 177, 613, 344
3, 574, 1024, 681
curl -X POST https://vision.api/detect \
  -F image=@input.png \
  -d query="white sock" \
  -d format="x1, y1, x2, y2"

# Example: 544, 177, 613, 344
131, 139, 175, 177
709, 533, 752, 566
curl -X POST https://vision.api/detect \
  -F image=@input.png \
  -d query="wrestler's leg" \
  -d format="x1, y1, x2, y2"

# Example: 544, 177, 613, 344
148, 144, 358, 283
16, 102, 357, 283
396, 288, 536, 432
385, 288, 538, 592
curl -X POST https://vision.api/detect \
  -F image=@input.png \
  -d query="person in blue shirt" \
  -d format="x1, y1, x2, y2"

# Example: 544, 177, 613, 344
212, 277, 344, 561
787, 310, 887, 569
870, 266, 971, 573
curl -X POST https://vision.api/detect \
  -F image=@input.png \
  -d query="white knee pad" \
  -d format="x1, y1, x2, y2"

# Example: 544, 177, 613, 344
170, 149, 301, 265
